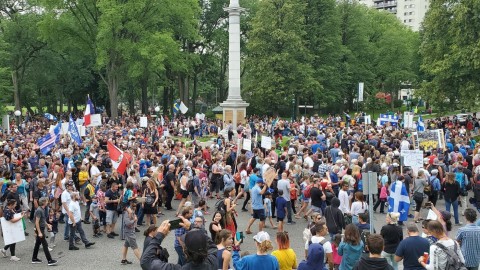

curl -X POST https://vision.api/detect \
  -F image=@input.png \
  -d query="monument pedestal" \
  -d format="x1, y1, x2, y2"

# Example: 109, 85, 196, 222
221, 99, 249, 127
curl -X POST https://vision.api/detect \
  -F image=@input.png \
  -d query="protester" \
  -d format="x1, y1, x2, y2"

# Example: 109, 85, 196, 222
121, 200, 141, 264
0, 199, 25, 261
394, 223, 429, 270
272, 231, 297, 270
298, 243, 325, 270
456, 208, 480, 270
232, 231, 279, 270
353, 234, 393, 270
338, 224, 364, 270
32, 197, 57, 266
380, 212, 403, 270
67, 191, 95, 250
216, 229, 233, 270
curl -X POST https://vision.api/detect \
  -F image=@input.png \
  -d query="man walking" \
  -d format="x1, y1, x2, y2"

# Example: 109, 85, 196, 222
456, 208, 480, 270
394, 223, 429, 270
245, 168, 275, 234
32, 197, 57, 266
67, 192, 95, 250
105, 182, 120, 238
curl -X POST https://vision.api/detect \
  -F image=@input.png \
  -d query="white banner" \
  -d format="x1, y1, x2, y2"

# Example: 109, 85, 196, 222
400, 149, 424, 169
404, 112, 415, 129
365, 115, 371, 125
1, 214, 26, 246
2, 115, 10, 135
261, 136, 272, 149
358, 82, 364, 102
139, 117, 148, 128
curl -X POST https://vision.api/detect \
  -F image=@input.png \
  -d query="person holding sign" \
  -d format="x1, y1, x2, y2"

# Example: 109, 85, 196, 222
0, 199, 25, 261
245, 167, 276, 235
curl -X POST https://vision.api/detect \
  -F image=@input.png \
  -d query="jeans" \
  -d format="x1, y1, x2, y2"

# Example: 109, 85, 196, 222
165, 190, 174, 210
286, 200, 293, 223
445, 199, 460, 224
84, 201, 92, 221
69, 222, 89, 248
382, 251, 398, 270
136, 205, 144, 225
175, 245, 186, 266
32, 228, 52, 261
64, 215, 80, 240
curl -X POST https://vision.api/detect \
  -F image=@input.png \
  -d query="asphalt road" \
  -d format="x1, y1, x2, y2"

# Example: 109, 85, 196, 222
0, 195, 469, 270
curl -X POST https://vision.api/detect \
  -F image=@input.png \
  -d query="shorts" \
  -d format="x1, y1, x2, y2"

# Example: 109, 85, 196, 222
180, 190, 189, 199
124, 236, 138, 250
303, 197, 310, 203
310, 205, 322, 214
252, 209, 266, 221
277, 217, 285, 222
106, 210, 118, 225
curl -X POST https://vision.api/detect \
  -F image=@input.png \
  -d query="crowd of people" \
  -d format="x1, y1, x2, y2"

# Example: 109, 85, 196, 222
0, 111, 479, 270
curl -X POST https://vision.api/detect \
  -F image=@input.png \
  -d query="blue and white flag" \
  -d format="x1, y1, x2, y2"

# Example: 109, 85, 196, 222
379, 114, 398, 126
388, 180, 410, 221
417, 115, 425, 132
37, 122, 61, 155
44, 113, 57, 121
173, 100, 188, 114
68, 114, 82, 146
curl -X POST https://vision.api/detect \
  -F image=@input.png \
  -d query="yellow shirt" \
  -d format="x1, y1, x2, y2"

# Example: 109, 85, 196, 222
79, 171, 89, 185
272, 248, 297, 270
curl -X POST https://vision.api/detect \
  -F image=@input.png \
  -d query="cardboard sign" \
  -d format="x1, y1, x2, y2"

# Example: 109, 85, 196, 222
89, 114, 102, 127
261, 136, 272, 149
140, 117, 148, 128
400, 149, 424, 169
1, 214, 26, 246
243, 139, 251, 151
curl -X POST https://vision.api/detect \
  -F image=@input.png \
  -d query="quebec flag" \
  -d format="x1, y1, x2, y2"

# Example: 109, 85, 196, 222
388, 180, 410, 222
68, 114, 82, 146
417, 115, 425, 132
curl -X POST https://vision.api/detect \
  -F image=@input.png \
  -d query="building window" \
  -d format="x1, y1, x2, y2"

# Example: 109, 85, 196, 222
409, 19, 414, 22
410, 4, 415, 7
404, 19, 407, 22
405, 4, 408, 8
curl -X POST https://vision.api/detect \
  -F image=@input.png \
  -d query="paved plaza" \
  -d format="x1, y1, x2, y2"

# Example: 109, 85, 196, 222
0, 193, 470, 270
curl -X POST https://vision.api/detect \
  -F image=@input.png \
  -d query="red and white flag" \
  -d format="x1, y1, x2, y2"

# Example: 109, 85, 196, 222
83, 96, 95, 126
107, 141, 131, 175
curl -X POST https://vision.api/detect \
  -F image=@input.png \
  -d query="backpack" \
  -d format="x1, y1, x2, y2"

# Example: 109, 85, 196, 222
186, 177, 194, 193
303, 184, 313, 199
424, 178, 432, 195
215, 198, 226, 212
473, 177, 480, 202
360, 229, 371, 252
435, 242, 468, 270
308, 237, 328, 246
455, 172, 466, 190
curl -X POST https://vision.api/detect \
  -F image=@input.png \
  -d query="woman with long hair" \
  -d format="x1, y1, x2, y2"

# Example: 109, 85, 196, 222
442, 172, 462, 225
143, 179, 158, 226
216, 229, 233, 270
338, 224, 364, 270
223, 187, 237, 236
380, 212, 403, 270
351, 191, 368, 225
272, 232, 297, 270
209, 211, 224, 242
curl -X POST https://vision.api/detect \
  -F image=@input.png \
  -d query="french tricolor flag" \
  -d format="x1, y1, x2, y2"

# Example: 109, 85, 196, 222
84, 96, 95, 126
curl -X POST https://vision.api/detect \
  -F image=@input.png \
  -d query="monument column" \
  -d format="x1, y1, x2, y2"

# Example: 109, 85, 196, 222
221, 0, 249, 128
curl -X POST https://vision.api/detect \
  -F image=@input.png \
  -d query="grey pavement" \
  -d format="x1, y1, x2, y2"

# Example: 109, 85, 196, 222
0, 194, 469, 270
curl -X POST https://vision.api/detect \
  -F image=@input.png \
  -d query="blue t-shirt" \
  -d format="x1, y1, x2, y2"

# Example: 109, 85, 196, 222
276, 197, 287, 219
232, 251, 280, 270
395, 236, 429, 270
330, 173, 339, 191
249, 174, 259, 191
251, 185, 263, 210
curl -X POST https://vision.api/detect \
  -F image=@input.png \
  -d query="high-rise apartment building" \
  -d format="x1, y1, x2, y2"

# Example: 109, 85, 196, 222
361, 0, 430, 31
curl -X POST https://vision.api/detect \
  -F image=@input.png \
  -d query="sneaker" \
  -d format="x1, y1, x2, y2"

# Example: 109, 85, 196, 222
48, 260, 58, 266
107, 233, 115, 239
1, 248, 6, 257
287, 221, 296, 225
32, 258, 43, 264
135, 228, 140, 232
83, 220, 91, 224
121, 259, 133, 265
93, 234, 99, 238
112, 232, 119, 236
96, 233, 103, 236
50, 244, 56, 248
10, 256, 20, 261
48, 247, 53, 252
69, 246, 79, 250
455, 222, 464, 226
85, 242, 95, 248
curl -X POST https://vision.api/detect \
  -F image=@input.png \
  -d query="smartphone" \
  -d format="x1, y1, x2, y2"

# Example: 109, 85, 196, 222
235, 231, 244, 243
169, 218, 182, 230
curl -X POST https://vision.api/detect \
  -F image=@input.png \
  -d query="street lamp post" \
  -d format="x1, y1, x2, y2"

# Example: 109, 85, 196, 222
154, 106, 160, 124
14, 110, 21, 131
292, 98, 296, 122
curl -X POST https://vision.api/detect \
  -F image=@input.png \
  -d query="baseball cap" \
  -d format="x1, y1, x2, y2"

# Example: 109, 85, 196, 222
184, 230, 207, 252
256, 178, 264, 184
253, 231, 270, 243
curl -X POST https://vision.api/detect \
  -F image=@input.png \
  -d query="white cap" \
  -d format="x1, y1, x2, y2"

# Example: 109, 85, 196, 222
253, 231, 270, 243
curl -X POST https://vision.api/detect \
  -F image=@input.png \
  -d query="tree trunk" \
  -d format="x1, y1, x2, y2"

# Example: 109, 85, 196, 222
141, 75, 149, 115
192, 72, 198, 113
12, 71, 20, 110
107, 62, 119, 119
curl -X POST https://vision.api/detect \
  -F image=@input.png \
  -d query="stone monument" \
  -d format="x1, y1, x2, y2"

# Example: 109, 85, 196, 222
220, 0, 248, 128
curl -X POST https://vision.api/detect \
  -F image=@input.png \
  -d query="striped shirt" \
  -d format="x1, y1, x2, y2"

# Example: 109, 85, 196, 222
456, 223, 480, 267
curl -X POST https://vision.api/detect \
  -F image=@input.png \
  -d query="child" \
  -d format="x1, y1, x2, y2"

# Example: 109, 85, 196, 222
374, 182, 388, 213
47, 208, 59, 248
332, 234, 342, 270
276, 190, 287, 232
264, 193, 276, 228
89, 196, 102, 237
121, 201, 141, 264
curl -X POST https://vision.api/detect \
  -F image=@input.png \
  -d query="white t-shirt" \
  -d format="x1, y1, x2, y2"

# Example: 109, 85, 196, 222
351, 201, 368, 216
277, 179, 291, 201
339, 189, 350, 214
61, 190, 72, 214
305, 236, 332, 264
68, 200, 82, 224
90, 165, 101, 185
240, 170, 248, 185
